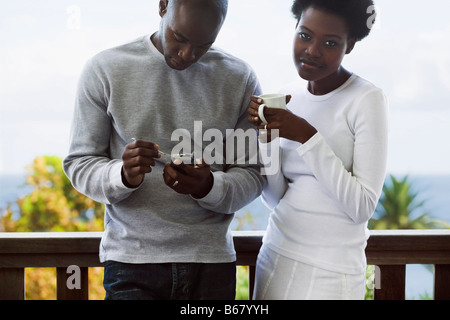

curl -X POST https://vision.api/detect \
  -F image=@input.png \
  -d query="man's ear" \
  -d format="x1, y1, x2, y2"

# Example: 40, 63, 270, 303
346, 37, 356, 55
159, 0, 169, 17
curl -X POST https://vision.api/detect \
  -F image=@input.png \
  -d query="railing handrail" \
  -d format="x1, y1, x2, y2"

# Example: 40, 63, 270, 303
2, 230, 450, 264
1, 230, 450, 300
367, 229, 450, 264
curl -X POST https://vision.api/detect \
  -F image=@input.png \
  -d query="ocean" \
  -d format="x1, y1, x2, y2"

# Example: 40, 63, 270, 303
1, 173, 449, 299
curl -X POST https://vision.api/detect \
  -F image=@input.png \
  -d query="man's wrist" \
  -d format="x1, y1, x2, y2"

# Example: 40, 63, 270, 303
191, 172, 214, 199
121, 167, 142, 189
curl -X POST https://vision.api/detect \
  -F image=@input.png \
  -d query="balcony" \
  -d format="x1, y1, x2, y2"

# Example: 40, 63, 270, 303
1, 230, 450, 300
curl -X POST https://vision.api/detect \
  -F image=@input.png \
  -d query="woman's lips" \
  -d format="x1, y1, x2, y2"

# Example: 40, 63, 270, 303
300, 59, 321, 70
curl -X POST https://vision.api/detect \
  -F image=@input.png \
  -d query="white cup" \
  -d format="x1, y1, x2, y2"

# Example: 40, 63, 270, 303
258, 93, 286, 125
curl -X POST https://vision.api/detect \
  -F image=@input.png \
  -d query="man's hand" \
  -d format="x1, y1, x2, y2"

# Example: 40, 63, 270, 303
163, 158, 214, 198
121, 139, 160, 187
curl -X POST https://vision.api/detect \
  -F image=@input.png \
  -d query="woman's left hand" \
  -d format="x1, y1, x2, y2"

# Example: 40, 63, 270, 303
247, 95, 317, 143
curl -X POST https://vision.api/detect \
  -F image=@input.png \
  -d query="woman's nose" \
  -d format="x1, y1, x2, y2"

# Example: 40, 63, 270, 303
305, 41, 321, 58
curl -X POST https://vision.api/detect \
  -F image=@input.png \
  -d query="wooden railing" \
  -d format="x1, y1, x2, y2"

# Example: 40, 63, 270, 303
1, 230, 450, 300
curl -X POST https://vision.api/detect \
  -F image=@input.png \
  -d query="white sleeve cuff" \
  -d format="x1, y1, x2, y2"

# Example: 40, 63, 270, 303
296, 132, 322, 157
109, 161, 137, 191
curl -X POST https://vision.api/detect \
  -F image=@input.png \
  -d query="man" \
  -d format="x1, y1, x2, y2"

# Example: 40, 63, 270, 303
63, 0, 265, 300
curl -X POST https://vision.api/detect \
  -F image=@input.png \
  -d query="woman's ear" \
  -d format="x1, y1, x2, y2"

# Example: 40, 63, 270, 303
346, 37, 356, 55
159, 0, 169, 17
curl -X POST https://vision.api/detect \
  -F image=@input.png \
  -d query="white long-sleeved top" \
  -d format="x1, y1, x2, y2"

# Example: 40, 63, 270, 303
261, 74, 389, 274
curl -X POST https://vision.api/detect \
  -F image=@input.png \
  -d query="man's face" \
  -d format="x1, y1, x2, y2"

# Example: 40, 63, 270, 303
155, 0, 225, 70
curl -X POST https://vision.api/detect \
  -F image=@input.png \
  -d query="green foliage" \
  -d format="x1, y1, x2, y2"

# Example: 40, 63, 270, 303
365, 265, 375, 300
1, 155, 105, 299
368, 175, 449, 300
417, 292, 433, 300
1, 155, 104, 232
235, 266, 250, 300
369, 175, 450, 230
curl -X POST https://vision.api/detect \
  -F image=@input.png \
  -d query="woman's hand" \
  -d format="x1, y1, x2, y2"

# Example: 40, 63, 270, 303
163, 158, 214, 199
121, 139, 160, 187
247, 95, 317, 143
247, 96, 265, 127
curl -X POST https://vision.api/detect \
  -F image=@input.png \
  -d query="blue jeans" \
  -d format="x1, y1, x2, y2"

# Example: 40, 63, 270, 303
103, 261, 236, 300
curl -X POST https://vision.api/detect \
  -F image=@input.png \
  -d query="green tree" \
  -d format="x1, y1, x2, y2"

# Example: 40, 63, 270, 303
369, 175, 450, 230
368, 175, 450, 300
1, 155, 105, 299
1, 155, 104, 232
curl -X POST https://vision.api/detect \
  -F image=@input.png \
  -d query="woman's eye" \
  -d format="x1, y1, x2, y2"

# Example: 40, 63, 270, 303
299, 32, 311, 41
325, 40, 338, 47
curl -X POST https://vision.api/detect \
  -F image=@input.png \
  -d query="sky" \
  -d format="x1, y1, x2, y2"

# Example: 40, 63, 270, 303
1, 0, 450, 176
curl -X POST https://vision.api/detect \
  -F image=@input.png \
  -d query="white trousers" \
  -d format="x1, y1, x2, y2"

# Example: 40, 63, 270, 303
253, 245, 366, 300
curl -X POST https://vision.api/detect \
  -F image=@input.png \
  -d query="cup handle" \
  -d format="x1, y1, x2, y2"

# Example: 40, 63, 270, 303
258, 104, 268, 125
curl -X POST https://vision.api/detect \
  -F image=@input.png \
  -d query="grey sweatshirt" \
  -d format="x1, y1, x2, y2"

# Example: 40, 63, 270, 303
63, 35, 265, 264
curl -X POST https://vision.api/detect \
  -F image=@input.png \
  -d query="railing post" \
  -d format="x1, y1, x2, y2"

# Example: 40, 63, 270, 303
374, 265, 405, 300
249, 265, 256, 300
434, 264, 450, 300
0, 268, 25, 300
56, 266, 89, 300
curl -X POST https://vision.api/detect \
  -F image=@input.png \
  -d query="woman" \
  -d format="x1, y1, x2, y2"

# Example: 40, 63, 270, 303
248, 0, 388, 300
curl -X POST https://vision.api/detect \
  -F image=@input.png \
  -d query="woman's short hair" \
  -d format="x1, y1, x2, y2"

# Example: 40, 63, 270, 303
291, 0, 376, 41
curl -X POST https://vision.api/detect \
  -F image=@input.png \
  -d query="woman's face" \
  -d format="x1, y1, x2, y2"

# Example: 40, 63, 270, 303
293, 6, 356, 83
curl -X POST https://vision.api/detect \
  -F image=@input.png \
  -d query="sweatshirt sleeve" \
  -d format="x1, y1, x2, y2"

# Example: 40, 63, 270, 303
194, 72, 267, 214
63, 59, 136, 205
297, 89, 389, 224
